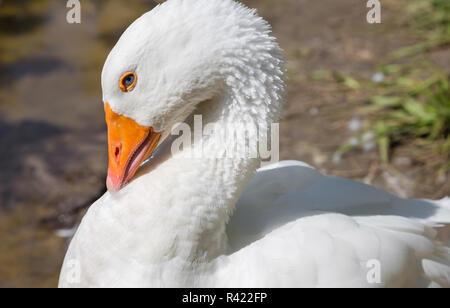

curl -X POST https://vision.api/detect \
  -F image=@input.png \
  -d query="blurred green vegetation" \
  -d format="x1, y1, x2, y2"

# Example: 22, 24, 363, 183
0, 0, 50, 63
390, 0, 450, 59
411, 0, 450, 35
365, 68, 449, 166
338, 0, 450, 171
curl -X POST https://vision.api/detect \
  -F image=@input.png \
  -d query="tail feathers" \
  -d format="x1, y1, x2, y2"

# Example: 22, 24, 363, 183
438, 197, 450, 208
420, 227, 450, 288
421, 197, 450, 225
422, 255, 450, 288
424, 197, 450, 244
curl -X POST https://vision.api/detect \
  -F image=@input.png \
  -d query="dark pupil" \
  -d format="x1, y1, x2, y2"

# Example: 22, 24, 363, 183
123, 74, 134, 87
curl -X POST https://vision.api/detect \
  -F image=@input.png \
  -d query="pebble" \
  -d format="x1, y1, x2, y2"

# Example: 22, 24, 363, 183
348, 117, 362, 132
372, 72, 385, 83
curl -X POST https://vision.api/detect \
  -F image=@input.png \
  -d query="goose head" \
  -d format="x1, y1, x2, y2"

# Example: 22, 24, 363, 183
101, 0, 284, 191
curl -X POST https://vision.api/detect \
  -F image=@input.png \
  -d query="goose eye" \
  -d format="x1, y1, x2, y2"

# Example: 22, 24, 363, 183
119, 72, 137, 92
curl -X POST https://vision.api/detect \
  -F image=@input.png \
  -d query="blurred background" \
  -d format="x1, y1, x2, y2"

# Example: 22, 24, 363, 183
0, 0, 449, 287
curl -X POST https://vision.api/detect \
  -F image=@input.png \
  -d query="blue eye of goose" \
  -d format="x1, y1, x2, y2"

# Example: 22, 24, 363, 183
119, 72, 137, 92
123, 74, 135, 87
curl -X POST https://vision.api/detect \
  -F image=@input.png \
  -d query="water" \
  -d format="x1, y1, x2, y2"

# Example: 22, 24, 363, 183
0, 0, 158, 288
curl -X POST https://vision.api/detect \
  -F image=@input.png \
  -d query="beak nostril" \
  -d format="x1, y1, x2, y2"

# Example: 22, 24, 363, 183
114, 145, 121, 162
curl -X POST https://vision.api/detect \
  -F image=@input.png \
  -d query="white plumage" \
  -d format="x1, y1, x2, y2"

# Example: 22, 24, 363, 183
59, 0, 450, 287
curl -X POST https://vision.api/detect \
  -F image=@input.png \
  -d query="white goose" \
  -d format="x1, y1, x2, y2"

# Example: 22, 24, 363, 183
59, 0, 450, 288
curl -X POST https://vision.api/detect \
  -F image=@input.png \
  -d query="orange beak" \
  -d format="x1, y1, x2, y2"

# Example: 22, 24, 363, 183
104, 103, 161, 192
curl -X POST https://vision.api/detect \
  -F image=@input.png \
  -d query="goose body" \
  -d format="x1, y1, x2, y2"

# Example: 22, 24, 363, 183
59, 0, 450, 288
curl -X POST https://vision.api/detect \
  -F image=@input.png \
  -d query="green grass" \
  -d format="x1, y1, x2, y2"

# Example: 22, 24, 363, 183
390, 0, 450, 60
412, 0, 450, 34
366, 71, 449, 163
336, 0, 450, 170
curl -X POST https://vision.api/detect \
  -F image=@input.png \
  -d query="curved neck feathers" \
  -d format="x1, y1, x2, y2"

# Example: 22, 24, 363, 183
102, 44, 285, 281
